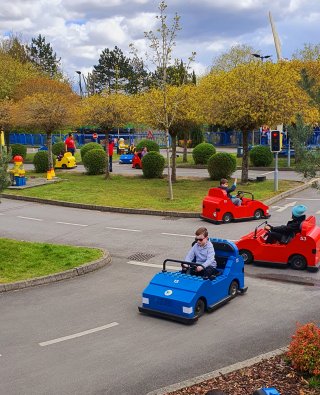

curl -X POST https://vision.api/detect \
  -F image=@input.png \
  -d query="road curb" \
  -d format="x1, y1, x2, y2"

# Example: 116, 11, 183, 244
146, 346, 288, 395
0, 248, 111, 293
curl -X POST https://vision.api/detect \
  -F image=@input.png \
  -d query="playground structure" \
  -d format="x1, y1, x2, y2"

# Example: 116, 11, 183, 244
9, 155, 26, 187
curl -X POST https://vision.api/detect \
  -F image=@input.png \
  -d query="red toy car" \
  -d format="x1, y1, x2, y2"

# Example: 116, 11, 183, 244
236, 216, 320, 271
201, 188, 270, 224
132, 152, 142, 169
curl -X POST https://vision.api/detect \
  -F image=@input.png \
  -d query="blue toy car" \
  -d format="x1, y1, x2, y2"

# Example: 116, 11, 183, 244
138, 239, 247, 324
119, 153, 134, 164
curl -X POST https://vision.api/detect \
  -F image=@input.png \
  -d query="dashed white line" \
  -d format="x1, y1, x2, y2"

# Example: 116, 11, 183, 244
128, 260, 177, 270
17, 216, 43, 221
260, 171, 274, 175
161, 232, 194, 238
39, 322, 119, 347
105, 226, 141, 232
56, 222, 88, 227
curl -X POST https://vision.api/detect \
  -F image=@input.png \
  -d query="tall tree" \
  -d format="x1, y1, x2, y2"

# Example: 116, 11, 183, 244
132, 1, 195, 199
0, 148, 10, 196
0, 34, 30, 64
93, 46, 133, 94
13, 77, 79, 170
292, 43, 320, 61
27, 34, 60, 77
198, 61, 318, 182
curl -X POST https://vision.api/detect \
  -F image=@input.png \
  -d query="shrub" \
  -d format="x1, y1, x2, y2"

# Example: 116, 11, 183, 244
250, 145, 273, 167
52, 141, 65, 156
190, 126, 204, 147
142, 151, 165, 178
136, 139, 160, 153
208, 152, 237, 180
80, 142, 104, 161
83, 149, 107, 175
287, 322, 320, 376
192, 142, 216, 165
11, 144, 27, 160
33, 151, 50, 173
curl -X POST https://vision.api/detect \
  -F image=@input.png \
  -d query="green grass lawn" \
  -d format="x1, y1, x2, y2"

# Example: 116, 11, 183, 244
4, 172, 301, 212
0, 238, 103, 283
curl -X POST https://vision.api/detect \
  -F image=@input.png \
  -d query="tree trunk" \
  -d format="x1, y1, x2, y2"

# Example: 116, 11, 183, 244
105, 131, 110, 179
165, 129, 173, 200
47, 131, 53, 170
171, 134, 177, 183
241, 130, 249, 183
183, 130, 188, 163
4, 130, 10, 154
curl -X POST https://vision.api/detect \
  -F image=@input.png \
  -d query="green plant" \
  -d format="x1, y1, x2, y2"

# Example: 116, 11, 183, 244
250, 145, 273, 167
190, 125, 204, 147
80, 142, 104, 161
192, 142, 216, 165
0, 149, 10, 193
141, 151, 165, 178
136, 139, 160, 152
287, 322, 320, 376
52, 141, 65, 156
11, 144, 27, 160
33, 151, 51, 173
82, 149, 107, 175
208, 152, 237, 180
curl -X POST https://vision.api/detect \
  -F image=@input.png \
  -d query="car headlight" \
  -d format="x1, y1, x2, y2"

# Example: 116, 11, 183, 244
182, 306, 193, 314
142, 297, 149, 305
266, 209, 269, 213
213, 212, 217, 217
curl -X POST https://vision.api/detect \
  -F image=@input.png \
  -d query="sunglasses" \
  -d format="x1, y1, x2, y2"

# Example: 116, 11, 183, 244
195, 237, 206, 242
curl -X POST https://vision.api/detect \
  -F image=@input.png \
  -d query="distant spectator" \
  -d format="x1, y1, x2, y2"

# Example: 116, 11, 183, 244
141, 146, 148, 157
108, 138, 114, 172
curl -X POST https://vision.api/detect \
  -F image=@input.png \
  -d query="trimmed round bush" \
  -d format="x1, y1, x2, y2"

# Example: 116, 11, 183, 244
52, 141, 65, 156
192, 143, 216, 165
136, 139, 160, 153
83, 149, 107, 175
141, 151, 165, 178
250, 145, 273, 167
33, 151, 50, 173
11, 144, 27, 160
80, 142, 104, 161
208, 152, 237, 180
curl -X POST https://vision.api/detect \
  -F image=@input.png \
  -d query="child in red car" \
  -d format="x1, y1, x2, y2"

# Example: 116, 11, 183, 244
219, 178, 241, 206
264, 204, 307, 244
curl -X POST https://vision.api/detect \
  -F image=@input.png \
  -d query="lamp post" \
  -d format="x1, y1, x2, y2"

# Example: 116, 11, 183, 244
75, 71, 83, 97
251, 53, 272, 62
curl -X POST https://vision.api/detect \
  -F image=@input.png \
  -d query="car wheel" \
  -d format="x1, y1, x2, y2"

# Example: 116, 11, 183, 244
239, 249, 253, 264
194, 299, 205, 318
228, 280, 239, 297
62, 164, 67, 169
254, 209, 263, 220
290, 254, 307, 270
222, 212, 233, 223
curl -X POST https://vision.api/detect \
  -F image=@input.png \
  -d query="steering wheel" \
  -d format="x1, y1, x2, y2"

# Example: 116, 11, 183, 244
181, 262, 205, 274
236, 191, 244, 199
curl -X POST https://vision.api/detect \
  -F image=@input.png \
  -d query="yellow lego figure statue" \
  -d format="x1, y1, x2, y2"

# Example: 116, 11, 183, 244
10, 155, 26, 186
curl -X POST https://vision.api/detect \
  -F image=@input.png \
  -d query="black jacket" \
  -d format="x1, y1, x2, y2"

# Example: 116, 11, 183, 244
270, 215, 306, 237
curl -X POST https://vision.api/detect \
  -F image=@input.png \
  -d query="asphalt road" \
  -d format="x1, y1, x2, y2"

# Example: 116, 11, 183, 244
0, 188, 319, 395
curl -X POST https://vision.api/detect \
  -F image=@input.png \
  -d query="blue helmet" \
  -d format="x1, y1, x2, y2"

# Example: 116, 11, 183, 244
292, 204, 307, 218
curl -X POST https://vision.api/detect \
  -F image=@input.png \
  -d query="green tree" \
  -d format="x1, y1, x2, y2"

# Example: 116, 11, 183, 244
292, 43, 320, 61
133, 1, 195, 198
211, 44, 259, 73
0, 34, 30, 64
0, 148, 10, 195
27, 34, 60, 77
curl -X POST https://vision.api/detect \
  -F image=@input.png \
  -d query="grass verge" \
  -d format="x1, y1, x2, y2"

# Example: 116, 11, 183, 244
4, 172, 301, 212
0, 238, 103, 283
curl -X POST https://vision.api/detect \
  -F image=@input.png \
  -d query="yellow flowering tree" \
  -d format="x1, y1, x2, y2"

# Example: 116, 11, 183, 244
198, 61, 318, 182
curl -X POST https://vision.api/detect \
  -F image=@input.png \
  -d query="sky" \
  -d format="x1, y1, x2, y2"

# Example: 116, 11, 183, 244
1, 0, 320, 90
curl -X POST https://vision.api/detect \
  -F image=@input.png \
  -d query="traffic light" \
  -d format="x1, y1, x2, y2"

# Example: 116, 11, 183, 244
270, 130, 281, 152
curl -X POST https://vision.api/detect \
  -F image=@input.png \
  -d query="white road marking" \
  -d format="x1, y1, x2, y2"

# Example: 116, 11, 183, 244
105, 226, 141, 232
39, 322, 119, 347
128, 260, 178, 270
316, 210, 320, 214
286, 198, 320, 201
161, 232, 194, 238
56, 222, 88, 227
260, 171, 274, 175
17, 216, 43, 221
271, 201, 297, 212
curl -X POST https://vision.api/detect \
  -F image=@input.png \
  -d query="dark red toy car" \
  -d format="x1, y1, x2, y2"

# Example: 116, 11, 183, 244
236, 216, 320, 271
132, 152, 142, 169
201, 188, 270, 224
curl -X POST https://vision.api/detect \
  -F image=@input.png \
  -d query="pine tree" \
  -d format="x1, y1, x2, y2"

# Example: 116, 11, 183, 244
27, 34, 60, 77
